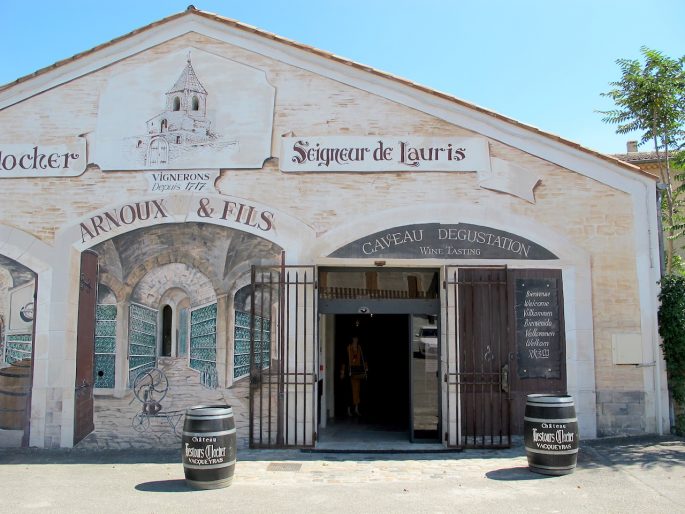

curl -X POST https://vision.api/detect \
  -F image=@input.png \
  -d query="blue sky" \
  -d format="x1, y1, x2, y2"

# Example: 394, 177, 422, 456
2, 0, 684, 154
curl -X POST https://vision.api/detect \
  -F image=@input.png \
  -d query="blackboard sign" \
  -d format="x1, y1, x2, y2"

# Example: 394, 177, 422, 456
515, 278, 562, 379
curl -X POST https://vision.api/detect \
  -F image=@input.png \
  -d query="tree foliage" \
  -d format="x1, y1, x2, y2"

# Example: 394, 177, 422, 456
658, 274, 685, 434
599, 47, 685, 272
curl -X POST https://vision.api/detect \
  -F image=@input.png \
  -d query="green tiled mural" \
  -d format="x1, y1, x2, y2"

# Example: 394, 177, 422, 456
190, 302, 217, 388
128, 303, 157, 386
94, 303, 117, 388
4, 333, 32, 364
233, 310, 270, 380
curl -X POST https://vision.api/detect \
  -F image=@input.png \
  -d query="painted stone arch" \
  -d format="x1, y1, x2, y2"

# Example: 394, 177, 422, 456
0, 228, 46, 446
67, 219, 290, 449
310, 203, 596, 438
0, 254, 36, 367
309, 203, 588, 266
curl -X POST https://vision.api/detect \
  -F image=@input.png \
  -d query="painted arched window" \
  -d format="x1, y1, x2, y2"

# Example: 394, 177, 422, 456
161, 305, 172, 357
191, 96, 200, 111
160, 119, 168, 132
173, 96, 181, 111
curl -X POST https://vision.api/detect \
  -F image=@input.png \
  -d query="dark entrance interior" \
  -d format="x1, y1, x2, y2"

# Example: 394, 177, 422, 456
334, 314, 410, 429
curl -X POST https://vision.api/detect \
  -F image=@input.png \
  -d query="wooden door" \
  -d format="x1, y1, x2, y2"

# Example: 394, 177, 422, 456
457, 268, 510, 447
74, 250, 98, 445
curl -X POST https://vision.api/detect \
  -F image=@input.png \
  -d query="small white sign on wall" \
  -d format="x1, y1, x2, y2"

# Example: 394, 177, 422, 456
280, 136, 490, 172
144, 170, 219, 194
0, 140, 86, 178
280, 136, 542, 202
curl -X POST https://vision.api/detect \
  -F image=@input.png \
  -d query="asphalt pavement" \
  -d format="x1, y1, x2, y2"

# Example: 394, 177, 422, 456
0, 436, 683, 513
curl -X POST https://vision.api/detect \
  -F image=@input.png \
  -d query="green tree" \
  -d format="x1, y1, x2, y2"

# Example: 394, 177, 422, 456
599, 47, 685, 272
658, 274, 685, 435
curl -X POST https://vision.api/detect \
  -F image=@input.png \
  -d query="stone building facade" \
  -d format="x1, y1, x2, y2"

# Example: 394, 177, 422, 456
0, 7, 668, 449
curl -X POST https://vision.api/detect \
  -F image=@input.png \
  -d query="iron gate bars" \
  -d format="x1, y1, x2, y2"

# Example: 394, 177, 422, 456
249, 262, 317, 448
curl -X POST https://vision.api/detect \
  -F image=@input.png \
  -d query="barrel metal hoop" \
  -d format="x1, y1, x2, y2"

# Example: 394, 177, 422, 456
524, 416, 577, 423
525, 446, 578, 455
529, 463, 577, 470
526, 395, 575, 405
186, 414, 233, 421
183, 459, 236, 470
0, 390, 28, 397
182, 428, 236, 437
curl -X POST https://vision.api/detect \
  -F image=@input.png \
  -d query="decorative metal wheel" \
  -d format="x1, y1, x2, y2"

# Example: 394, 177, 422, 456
132, 411, 150, 432
133, 367, 169, 404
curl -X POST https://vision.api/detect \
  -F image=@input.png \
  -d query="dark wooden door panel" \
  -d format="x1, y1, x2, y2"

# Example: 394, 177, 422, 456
74, 250, 98, 445
458, 268, 510, 446
507, 269, 566, 434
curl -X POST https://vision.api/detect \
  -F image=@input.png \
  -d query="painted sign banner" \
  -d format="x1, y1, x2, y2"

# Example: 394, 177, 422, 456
280, 136, 490, 172
145, 170, 219, 193
329, 223, 558, 260
77, 196, 275, 244
515, 278, 562, 379
0, 140, 86, 177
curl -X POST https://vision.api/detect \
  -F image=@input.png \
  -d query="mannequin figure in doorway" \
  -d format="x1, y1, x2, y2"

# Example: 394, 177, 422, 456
340, 336, 368, 416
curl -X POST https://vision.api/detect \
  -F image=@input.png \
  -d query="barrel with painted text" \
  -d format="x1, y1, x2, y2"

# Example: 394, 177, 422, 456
182, 404, 236, 489
524, 394, 579, 475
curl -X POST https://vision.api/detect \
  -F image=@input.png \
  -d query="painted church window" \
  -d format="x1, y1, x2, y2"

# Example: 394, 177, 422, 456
192, 95, 199, 111
173, 96, 180, 111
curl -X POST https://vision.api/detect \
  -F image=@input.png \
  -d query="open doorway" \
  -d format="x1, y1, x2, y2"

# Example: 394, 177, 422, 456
318, 266, 441, 448
333, 314, 410, 429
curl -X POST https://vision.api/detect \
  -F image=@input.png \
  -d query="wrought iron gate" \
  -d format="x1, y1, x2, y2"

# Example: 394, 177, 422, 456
248, 262, 317, 448
444, 266, 511, 448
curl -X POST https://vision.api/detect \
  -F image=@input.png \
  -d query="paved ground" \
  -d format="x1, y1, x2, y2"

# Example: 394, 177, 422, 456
0, 436, 684, 513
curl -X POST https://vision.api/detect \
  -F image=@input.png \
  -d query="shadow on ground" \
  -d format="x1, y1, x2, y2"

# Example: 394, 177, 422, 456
1, 436, 682, 468
486, 466, 556, 481
135, 479, 191, 493
578, 436, 685, 470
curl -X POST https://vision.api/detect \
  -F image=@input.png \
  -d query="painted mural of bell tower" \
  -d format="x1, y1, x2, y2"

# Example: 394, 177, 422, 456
144, 54, 215, 166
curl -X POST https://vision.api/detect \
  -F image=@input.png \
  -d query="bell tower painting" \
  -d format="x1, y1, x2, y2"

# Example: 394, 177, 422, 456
142, 55, 219, 166
94, 47, 275, 171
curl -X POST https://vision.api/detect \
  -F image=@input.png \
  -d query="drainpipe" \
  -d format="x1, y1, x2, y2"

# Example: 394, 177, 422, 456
655, 181, 668, 434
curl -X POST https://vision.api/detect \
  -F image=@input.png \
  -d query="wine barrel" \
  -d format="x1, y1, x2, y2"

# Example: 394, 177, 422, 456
524, 394, 579, 475
0, 359, 32, 430
182, 405, 236, 489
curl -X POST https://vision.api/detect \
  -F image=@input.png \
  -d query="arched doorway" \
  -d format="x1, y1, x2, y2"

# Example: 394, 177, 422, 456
146, 137, 168, 166
76, 222, 282, 449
